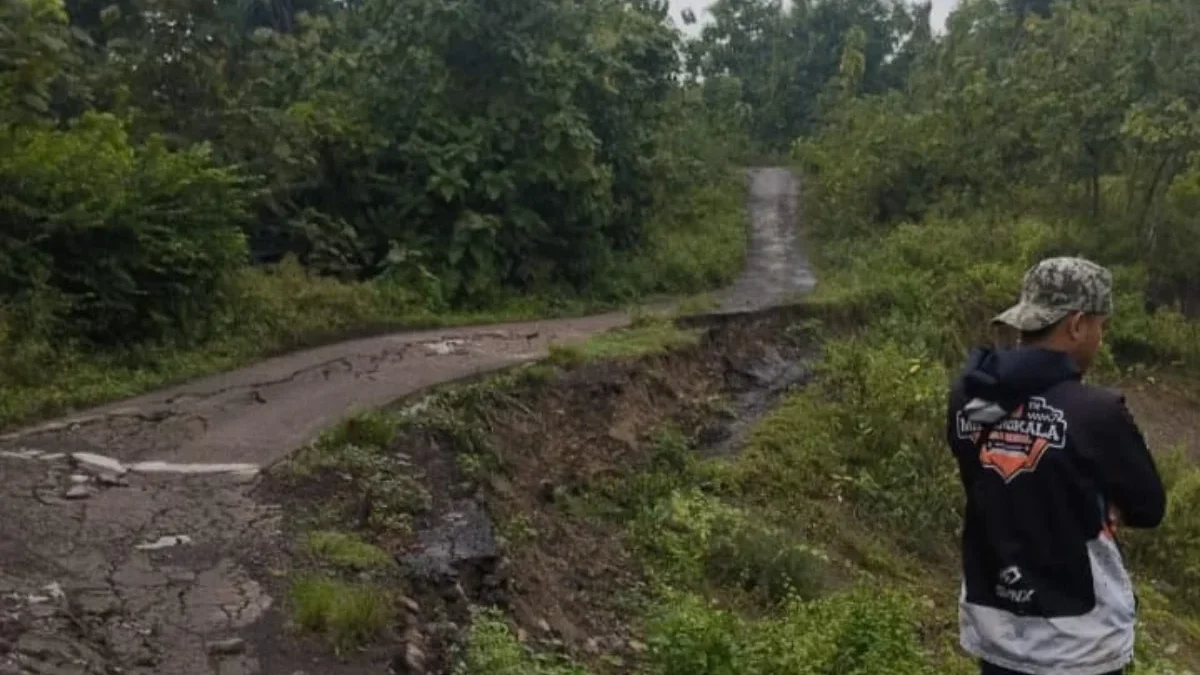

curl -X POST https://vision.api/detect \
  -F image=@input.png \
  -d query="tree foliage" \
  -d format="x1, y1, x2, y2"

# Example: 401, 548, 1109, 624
685, 0, 931, 149
798, 0, 1200, 312
0, 0, 747, 353
0, 113, 249, 344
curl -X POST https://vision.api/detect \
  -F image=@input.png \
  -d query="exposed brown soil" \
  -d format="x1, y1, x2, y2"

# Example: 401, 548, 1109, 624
1122, 375, 1200, 459
259, 307, 815, 674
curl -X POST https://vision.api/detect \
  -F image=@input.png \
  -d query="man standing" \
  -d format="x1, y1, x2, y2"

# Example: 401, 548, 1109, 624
946, 257, 1166, 675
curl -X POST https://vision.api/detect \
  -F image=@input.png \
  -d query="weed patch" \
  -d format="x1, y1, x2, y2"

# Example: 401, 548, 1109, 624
645, 586, 955, 675
303, 530, 395, 571
286, 412, 430, 542
733, 338, 959, 558
548, 319, 700, 367
456, 609, 591, 675
629, 489, 830, 605
289, 575, 392, 653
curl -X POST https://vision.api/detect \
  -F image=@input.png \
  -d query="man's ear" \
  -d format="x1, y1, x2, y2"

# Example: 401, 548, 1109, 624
1064, 311, 1085, 341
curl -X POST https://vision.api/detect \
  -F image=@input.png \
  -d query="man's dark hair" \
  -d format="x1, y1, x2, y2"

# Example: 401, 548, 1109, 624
1019, 320, 1060, 346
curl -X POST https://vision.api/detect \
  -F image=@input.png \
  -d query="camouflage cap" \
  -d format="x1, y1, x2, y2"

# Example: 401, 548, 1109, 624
993, 257, 1113, 332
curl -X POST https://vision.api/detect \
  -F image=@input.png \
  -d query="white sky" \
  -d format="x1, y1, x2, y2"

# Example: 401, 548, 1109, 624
671, 0, 962, 35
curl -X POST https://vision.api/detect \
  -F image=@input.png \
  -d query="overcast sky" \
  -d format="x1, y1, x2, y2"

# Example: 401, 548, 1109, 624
671, 0, 961, 34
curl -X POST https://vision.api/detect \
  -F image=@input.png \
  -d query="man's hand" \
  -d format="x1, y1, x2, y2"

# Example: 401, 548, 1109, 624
1106, 504, 1124, 536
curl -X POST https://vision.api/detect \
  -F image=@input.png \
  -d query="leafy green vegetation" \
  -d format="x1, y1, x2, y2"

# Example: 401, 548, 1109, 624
761, 0, 1200, 669
633, 488, 831, 605
456, 610, 590, 675
645, 587, 945, 675
11, 0, 1200, 670
1127, 449, 1200, 612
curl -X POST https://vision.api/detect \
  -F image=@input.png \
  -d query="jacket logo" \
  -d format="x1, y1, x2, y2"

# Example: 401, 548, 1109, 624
996, 565, 1035, 604
957, 397, 1068, 483
999, 566, 1023, 585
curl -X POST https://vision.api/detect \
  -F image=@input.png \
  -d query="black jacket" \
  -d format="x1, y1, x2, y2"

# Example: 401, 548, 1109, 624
947, 347, 1165, 675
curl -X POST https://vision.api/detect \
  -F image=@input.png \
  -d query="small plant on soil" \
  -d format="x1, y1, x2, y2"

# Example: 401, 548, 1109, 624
495, 512, 539, 548
303, 530, 396, 571
289, 575, 392, 653
456, 609, 590, 675
287, 413, 432, 538
587, 427, 705, 519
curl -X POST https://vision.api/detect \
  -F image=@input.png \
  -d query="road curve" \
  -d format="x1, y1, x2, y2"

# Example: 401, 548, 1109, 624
0, 168, 813, 469
0, 167, 813, 675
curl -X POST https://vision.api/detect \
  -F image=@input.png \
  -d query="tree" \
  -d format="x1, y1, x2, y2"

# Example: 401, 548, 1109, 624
687, 0, 932, 149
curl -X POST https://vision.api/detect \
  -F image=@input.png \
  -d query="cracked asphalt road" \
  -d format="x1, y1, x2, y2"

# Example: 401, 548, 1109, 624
0, 168, 812, 675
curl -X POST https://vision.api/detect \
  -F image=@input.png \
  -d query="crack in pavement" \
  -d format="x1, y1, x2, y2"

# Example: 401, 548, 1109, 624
0, 168, 812, 675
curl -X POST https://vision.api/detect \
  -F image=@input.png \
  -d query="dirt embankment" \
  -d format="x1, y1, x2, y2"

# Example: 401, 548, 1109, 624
0, 168, 814, 675
258, 307, 817, 675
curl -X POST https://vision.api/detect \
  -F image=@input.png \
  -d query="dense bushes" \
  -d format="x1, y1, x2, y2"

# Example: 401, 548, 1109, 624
0, 114, 250, 346
797, 0, 1200, 315
0, 0, 767, 426
1, 0, 949, 377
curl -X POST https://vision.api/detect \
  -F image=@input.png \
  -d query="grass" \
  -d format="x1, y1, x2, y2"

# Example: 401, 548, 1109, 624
303, 530, 395, 571
644, 585, 952, 675
289, 575, 392, 652
548, 318, 701, 366
290, 410, 404, 476
675, 293, 721, 316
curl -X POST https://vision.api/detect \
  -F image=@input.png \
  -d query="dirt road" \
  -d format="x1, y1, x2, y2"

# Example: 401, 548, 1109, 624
0, 168, 812, 675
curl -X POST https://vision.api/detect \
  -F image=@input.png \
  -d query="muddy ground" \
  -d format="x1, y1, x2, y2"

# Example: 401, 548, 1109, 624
0, 168, 813, 675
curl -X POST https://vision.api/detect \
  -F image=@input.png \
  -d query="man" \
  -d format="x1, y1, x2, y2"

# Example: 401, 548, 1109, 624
947, 257, 1166, 675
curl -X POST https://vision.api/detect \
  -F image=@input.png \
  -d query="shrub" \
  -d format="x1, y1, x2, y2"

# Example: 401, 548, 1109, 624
289, 412, 430, 536
633, 489, 829, 604
606, 175, 749, 299
646, 591, 745, 675
216, 257, 423, 348
1126, 451, 1200, 611
810, 216, 1050, 363
646, 586, 939, 675
0, 113, 251, 346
